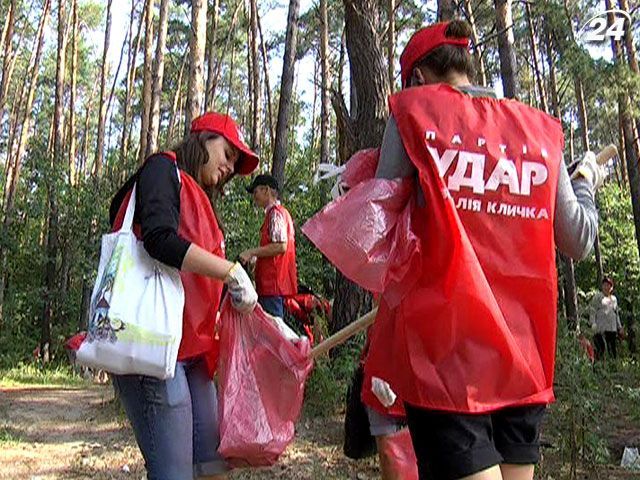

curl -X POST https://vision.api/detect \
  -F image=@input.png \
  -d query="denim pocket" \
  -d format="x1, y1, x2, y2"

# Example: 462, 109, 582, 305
140, 366, 189, 408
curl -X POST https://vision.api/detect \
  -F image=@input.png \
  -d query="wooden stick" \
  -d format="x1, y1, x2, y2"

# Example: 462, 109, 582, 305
595, 144, 618, 165
309, 307, 378, 359
570, 144, 619, 179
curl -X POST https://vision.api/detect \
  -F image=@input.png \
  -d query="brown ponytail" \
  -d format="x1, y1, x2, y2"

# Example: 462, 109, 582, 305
415, 19, 475, 81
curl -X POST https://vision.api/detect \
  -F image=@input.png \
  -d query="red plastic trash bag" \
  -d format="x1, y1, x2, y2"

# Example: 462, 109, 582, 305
579, 334, 595, 363
64, 332, 87, 352
217, 300, 314, 467
377, 428, 418, 480
340, 148, 379, 188
302, 177, 421, 300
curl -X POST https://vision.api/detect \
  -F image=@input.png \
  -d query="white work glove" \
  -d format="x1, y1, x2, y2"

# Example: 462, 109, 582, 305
572, 151, 608, 191
371, 376, 397, 408
224, 262, 258, 313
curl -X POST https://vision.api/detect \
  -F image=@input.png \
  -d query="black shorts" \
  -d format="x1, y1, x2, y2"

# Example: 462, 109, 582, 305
404, 403, 546, 480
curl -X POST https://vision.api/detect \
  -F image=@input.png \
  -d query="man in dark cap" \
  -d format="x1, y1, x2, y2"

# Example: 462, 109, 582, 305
241, 174, 298, 318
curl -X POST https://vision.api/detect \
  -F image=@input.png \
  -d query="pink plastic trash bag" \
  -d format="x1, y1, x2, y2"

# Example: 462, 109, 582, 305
217, 300, 314, 467
378, 428, 419, 480
302, 176, 421, 298
340, 148, 379, 188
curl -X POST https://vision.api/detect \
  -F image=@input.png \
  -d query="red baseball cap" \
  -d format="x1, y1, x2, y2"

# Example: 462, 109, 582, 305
190, 112, 259, 175
400, 22, 470, 87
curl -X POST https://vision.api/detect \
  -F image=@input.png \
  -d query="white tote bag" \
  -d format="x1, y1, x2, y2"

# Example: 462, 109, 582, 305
76, 185, 184, 379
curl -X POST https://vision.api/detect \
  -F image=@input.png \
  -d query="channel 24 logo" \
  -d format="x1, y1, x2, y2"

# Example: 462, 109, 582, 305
578, 8, 633, 43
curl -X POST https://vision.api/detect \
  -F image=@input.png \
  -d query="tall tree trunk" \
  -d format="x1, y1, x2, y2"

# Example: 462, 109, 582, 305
168, 48, 188, 143
0, 0, 51, 325
185, 0, 208, 134
618, 0, 639, 75
330, 0, 390, 337
544, 25, 559, 119
319, 0, 331, 165
205, 0, 220, 111
574, 78, 604, 285
606, 2, 640, 259
494, 0, 518, 99
0, 0, 17, 125
543, 17, 579, 329
525, 3, 547, 113
41, 0, 68, 363
271, 0, 300, 186
437, 0, 455, 20
574, 79, 590, 153
386, 0, 395, 91
68, 0, 78, 186
463, 0, 487, 87
94, 0, 113, 176
139, 0, 155, 163
148, 0, 170, 154
121, 0, 144, 163
257, 9, 274, 147
249, 0, 262, 152
208, 0, 242, 106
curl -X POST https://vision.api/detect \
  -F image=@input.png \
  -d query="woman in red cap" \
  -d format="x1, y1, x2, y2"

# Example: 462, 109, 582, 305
109, 112, 259, 479
364, 20, 604, 480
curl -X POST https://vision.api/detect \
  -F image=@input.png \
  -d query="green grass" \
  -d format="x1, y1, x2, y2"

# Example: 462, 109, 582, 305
0, 362, 89, 388
0, 426, 24, 446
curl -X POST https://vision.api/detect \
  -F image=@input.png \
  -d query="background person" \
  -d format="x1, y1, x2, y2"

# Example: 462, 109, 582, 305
241, 174, 298, 319
590, 276, 622, 360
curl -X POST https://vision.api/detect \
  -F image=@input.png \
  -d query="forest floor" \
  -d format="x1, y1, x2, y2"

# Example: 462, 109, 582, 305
1, 374, 639, 480
0, 383, 379, 480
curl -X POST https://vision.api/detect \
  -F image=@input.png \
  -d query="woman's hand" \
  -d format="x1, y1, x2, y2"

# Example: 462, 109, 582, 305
225, 262, 258, 313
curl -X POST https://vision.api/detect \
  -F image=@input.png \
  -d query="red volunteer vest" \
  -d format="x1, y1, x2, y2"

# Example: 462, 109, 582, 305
255, 204, 298, 296
365, 84, 564, 413
112, 152, 225, 375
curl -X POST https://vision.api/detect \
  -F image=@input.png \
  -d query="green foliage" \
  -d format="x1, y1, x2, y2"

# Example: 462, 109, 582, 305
303, 332, 365, 418
575, 183, 640, 344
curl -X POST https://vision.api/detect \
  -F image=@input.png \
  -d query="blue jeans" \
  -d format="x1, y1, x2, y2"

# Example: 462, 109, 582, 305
258, 295, 284, 318
112, 357, 227, 479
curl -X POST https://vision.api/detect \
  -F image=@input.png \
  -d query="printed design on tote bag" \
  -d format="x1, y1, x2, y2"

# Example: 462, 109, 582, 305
88, 242, 177, 347
87, 243, 127, 343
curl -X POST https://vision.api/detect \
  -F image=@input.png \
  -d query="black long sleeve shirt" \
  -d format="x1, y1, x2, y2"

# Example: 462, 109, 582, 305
109, 154, 191, 269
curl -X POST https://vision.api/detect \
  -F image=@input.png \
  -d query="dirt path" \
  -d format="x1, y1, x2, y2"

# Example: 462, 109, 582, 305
0, 385, 378, 480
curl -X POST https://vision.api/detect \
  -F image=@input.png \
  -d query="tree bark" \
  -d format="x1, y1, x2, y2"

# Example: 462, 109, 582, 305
249, 0, 262, 152
40, 0, 68, 363
575, 78, 604, 285
618, 0, 639, 75
494, 0, 518, 99
330, 0, 389, 337
94, 0, 113, 176
437, 0, 455, 20
606, 2, 640, 260
0, 0, 17, 125
168, 48, 188, 143
462, 0, 487, 87
319, 0, 330, 165
185, 0, 208, 134
271, 0, 300, 186
525, 3, 547, 113
147, 0, 170, 154
68, 0, 78, 185
121, 0, 144, 163
139, 0, 155, 163
257, 8, 275, 147
205, 0, 220, 110
387, 0, 395, 91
